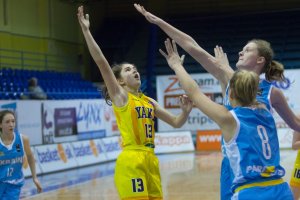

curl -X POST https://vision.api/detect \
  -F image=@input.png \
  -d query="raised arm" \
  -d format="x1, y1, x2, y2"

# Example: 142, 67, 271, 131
160, 39, 236, 140
77, 6, 126, 106
22, 135, 42, 193
150, 95, 192, 128
134, 3, 234, 88
271, 88, 300, 132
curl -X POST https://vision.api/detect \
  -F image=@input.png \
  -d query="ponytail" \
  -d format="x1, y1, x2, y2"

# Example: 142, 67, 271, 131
264, 60, 286, 82
102, 85, 112, 106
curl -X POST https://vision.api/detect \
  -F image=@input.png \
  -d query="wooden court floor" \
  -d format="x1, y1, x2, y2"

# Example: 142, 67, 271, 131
23, 150, 297, 200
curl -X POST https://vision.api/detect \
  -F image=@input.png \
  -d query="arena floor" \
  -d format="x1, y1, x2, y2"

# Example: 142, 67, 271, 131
21, 150, 297, 200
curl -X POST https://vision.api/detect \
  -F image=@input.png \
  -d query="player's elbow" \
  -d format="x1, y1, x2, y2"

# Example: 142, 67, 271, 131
172, 123, 181, 128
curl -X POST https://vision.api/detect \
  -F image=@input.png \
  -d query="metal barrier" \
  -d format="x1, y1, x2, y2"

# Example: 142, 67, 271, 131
0, 48, 78, 72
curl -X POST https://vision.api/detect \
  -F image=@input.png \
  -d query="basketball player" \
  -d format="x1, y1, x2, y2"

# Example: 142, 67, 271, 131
0, 110, 42, 200
77, 6, 193, 199
135, 4, 300, 199
160, 38, 293, 200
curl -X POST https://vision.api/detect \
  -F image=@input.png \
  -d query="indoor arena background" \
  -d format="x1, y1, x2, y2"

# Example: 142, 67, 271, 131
0, 0, 300, 199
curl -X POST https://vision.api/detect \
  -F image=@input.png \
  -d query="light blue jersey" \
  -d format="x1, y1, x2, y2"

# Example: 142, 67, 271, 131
227, 107, 284, 190
223, 79, 273, 111
221, 79, 273, 200
226, 107, 292, 199
0, 132, 25, 186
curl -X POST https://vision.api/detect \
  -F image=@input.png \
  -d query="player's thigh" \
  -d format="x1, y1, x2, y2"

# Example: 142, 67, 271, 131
115, 150, 149, 199
147, 153, 162, 199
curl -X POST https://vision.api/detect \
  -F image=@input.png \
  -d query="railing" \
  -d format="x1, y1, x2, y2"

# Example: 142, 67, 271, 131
0, 91, 102, 100
0, 48, 79, 72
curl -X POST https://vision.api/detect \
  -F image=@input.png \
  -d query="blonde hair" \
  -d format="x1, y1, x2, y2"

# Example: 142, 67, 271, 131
230, 70, 259, 107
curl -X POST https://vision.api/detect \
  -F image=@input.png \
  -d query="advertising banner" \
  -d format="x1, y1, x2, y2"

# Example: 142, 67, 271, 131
196, 130, 222, 151
71, 140, 107, 166
42, 99, 118, 144
101, 136, 122, 161
156, 74, 222, 132
155, 131, 195, 154
35, 143, 77, 173
156, 70, 300, 149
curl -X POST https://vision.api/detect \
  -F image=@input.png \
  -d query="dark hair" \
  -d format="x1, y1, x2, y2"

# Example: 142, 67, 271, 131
102, 62, 129, 106
28, 77, 38, 87
0, 110, 15, 132
230, 70, 259, 107
248, 39, 286, 82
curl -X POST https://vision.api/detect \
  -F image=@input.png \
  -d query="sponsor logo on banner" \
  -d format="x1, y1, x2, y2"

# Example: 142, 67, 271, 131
36, 148, 60, 163
95, 140, 105, 154
36, 145, 73, 164
73, 143, 94, 157
35, 144, 77, 173
163, 94, 223, 109
77, 102, 102, 129
163, 76, 218, 93
103, 139, 121, 153
54, 108, 78, 137
155, 132, 194, 154
156, 134, 191, 146
101, 137, 122, 160
164, 94, 183, 109
72, 140, 107, 166
77, 101, 107, 139
196, 130, 222, 151
63, 144, 74, 160
157, 74, 222, 132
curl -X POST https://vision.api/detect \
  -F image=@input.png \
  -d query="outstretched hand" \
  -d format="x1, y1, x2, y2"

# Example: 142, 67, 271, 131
77, 6, 90, 31
159, 38, 183, 71
211, 45, 230, 68
33, 177, 42, 193
179, 95, 193, 113
134, 3, 161, 24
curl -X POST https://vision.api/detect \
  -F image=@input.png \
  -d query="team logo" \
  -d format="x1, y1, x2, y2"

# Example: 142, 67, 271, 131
257, 88, 263, 96
0, 151, 4, 156
16, 144, 21, 152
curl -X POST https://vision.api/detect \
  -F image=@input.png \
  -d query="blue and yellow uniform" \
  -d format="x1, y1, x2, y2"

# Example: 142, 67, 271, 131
221, 79, 274, 200
225, 107, 293, 200
0, 132, 25, 200
113, 92, 162, 200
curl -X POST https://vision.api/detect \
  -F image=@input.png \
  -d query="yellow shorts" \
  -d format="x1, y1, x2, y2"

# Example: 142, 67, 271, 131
290, 150, 300, 187
114, 149, 163, 200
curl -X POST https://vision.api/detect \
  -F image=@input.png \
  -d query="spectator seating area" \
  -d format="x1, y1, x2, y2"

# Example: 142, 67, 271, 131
1, 10, 300, 100
0, 68, 101, 100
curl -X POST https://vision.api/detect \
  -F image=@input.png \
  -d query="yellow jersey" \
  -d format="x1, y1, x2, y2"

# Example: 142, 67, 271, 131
112, 92, 155, 152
